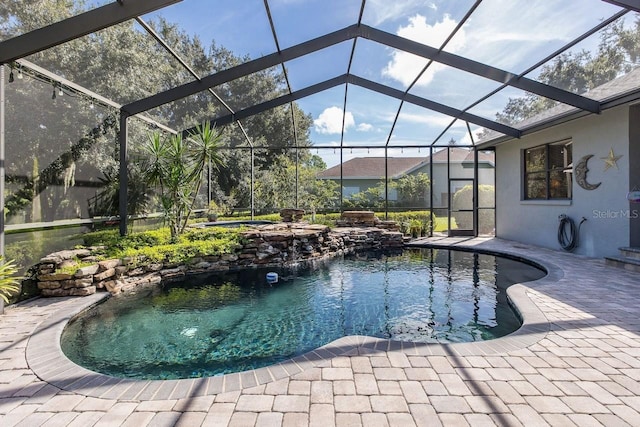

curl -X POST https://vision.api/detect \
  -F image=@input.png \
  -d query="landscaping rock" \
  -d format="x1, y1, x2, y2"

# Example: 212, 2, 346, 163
193, 261, 211, 269
75, 264, 99, 277
39, 249, 91, 264
280, 208, 305, 222
38, 281, 61, 290
145, 263, 163, 272
69, 286, 96, 296
98, 259, 122, 270
95, 268, 116, 281
37, 272, 73, 281
34, 223, 406, 298
104, 280, 124, 294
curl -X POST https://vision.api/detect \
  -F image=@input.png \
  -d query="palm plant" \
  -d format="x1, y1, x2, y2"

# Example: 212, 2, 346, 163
143, 122, 223, 239
0, 258, 20, 304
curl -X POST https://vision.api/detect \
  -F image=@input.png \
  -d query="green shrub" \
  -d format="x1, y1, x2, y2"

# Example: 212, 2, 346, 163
408, 220, 422, 238
0, 258, 20, 304
451, 185, 495, 234
56, 258, 98, 275
80, 226, 243, 266
81, 229, 121, 248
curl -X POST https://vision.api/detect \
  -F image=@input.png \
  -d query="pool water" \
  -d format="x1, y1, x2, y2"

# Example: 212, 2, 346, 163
61, 248, 545, 380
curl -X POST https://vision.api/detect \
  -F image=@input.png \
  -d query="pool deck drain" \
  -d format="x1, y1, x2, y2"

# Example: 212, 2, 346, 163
1, 237, 640, 426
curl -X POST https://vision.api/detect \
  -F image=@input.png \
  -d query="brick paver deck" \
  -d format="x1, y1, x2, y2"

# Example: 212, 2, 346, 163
1, 237, 639, 426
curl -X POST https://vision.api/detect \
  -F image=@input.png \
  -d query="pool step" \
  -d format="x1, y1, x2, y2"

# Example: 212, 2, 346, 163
605, 247, 640, 272
619, 246, 640, 260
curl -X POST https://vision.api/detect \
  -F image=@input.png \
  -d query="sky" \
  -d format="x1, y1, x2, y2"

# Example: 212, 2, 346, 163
133, 0, 629, 167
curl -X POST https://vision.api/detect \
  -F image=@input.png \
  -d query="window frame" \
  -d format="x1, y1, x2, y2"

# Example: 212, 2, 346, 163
523, 139, 573, 201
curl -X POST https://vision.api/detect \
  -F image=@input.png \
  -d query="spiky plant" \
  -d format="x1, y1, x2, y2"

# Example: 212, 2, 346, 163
0, 258, 20, 304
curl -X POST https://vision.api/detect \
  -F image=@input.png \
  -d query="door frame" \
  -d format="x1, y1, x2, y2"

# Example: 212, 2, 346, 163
448, 178, 476, 237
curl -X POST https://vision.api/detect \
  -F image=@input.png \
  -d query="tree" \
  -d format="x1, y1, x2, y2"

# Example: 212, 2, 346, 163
1, 1, 315, 223
493, 18, 640, 126
142, 123, 223, 239
343, 181, 387, 211
251, 152, 338, 214
394, 173, 431, 208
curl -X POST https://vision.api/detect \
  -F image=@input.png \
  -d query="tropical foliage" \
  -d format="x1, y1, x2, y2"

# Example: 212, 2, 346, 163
142, 123, 223, 238
1, 1, 315, 223
81, 227, 243, 266
252, 153, 339, 214
0, 258, 20, 304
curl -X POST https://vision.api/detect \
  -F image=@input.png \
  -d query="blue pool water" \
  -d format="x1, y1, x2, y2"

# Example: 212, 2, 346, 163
61, 248, 545, 380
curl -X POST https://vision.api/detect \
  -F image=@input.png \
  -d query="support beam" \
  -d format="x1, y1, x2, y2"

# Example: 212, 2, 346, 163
124, 25, 360, 116
384, 147, 388, 219
0, 66, 5, 257
135, 17, 253, 147
603, 0, 640, 12
360, 25, 601, 114
128, 21, 601, 121
348, 76, 522, 138
186, 74, 518, 139
118, 112, 130, 236
250, 148, 255, 220
0, 0, 182, 63
182, 76, 348, 135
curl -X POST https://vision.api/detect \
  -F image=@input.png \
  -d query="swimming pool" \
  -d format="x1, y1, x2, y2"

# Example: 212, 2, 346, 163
61, 248, 545, 380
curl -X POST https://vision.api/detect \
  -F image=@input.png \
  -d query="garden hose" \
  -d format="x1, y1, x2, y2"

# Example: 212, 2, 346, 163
557, 214, 586, 252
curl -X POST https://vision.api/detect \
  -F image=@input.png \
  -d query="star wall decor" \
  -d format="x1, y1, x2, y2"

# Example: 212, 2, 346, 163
601, 148, 622, 171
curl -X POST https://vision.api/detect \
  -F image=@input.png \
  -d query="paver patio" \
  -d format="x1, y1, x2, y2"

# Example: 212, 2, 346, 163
1, 237, 639, 426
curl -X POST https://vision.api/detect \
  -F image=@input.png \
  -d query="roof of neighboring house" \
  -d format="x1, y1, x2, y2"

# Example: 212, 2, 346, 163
317, 148, 494, 179
478, 67, 640, 148
317, 157, 425, 180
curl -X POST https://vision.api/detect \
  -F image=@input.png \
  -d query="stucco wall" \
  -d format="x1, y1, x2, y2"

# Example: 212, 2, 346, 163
495, 105, 631, 258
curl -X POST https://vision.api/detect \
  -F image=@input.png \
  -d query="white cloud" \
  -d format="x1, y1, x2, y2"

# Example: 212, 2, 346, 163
365, 0, 435, 26
314, 106, 355, 134
451, 1, 618, 71
357, 123, 374, 132
382, 14, 466, 88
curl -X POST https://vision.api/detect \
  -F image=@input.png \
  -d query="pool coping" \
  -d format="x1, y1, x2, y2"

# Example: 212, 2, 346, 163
25, 240, 557, 400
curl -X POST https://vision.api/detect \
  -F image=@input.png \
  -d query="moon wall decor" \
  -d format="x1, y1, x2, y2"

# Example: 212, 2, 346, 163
575, 154, 601, 190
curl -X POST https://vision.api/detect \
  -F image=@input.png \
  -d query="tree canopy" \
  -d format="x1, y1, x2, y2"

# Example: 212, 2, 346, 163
494, 18, 640, 126
1, 0, 315, 221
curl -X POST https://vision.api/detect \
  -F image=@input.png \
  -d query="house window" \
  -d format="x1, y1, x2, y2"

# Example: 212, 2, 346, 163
524, 140, 572, 200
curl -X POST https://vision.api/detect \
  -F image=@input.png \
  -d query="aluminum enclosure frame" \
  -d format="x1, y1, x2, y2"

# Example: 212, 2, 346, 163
0, 0, 638, 240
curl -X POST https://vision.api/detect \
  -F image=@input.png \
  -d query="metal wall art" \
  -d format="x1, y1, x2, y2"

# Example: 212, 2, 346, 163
575, 154, 601, 190
602, 147, 622, 171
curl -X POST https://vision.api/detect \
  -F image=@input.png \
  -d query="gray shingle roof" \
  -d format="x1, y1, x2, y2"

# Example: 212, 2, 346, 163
317, 148, 494, 179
